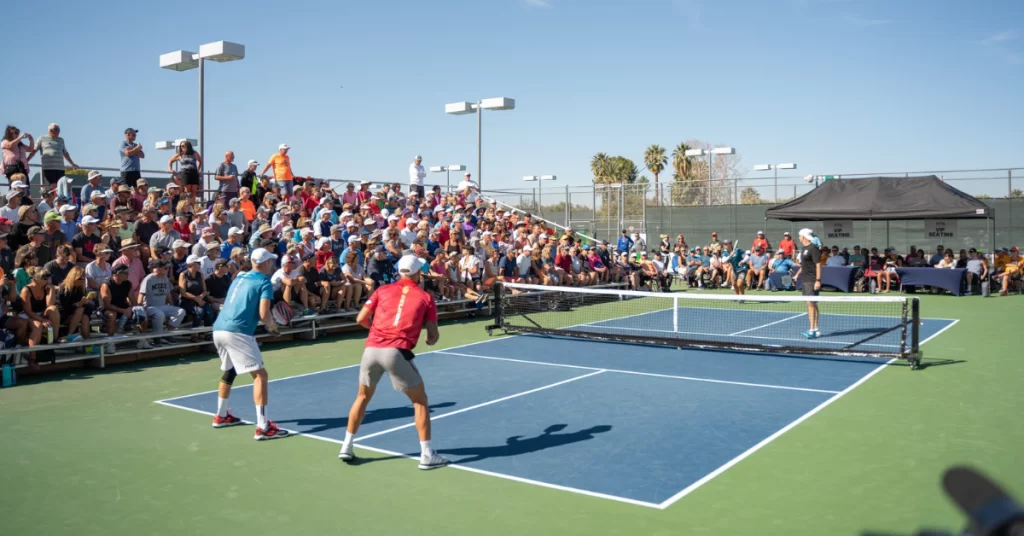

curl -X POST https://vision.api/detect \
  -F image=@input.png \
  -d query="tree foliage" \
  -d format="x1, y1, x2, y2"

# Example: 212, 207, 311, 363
740, 186, 765, 205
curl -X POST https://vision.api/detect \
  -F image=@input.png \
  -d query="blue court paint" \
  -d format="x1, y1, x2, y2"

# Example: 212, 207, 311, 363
357, 370, 832, 504
159, 316, 955, 508
165, 354, 583, 440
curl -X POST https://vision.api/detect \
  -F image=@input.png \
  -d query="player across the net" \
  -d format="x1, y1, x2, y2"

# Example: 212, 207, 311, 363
489, 282, 922, 366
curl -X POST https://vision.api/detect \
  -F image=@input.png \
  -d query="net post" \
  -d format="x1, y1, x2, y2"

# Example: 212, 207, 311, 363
909, 297, 921, 369
486, 282, 503, 335
672, 297, 679, 332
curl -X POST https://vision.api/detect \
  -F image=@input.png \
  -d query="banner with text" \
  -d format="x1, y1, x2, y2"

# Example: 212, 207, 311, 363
925, 219, 958, 240
824, 220, 854, 241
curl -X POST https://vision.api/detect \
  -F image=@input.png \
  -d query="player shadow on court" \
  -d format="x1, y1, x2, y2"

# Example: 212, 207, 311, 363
275, 402, 457, 434
435, 424, 613, 464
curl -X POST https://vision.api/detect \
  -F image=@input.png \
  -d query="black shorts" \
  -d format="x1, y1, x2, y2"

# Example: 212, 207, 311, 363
410, 184, 425, 197
121, 170, 141, 188
181, 168, 201, 186
802, 280, 819, 297
42, 169, 64, 185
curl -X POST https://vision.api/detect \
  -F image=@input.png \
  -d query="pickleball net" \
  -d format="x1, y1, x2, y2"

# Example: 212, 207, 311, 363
489, 282, 921, 366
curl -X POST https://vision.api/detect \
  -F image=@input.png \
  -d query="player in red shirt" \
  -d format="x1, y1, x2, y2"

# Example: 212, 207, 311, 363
337, 255, 447, 470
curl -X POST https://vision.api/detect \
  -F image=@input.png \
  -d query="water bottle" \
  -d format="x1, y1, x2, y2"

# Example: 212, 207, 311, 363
981, 279, 990, 297
2, 362, 14, 387
868, 278, 877, 294
46, 326, 54, 345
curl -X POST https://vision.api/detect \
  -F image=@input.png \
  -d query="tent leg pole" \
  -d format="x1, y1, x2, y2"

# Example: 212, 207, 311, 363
868, 219, 872, 252
886, 221, 890, 251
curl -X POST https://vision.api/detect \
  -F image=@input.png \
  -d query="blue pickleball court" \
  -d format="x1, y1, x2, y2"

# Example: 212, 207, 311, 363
157, 310, 955, 509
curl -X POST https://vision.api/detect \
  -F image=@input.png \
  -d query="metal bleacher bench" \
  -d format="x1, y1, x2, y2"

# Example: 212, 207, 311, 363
6, 282, 629, 375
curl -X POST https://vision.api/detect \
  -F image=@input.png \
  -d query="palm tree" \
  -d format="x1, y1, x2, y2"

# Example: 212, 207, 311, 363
590, 152, 611, 183
671, 142, 693, 179
644, 144, 667, 205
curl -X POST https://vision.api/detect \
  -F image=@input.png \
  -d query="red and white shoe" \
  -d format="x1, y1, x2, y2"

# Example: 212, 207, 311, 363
254, 421, 290, 441
212, 413, 243, 428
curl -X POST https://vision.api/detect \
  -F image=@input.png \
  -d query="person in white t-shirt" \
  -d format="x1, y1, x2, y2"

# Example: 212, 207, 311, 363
270, 255, 310, 312
0, 192, 23, 224
457, 172, 479, 204
408, 155, 426, 198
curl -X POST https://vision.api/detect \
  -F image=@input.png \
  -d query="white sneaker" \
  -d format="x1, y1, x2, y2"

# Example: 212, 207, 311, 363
338, 443, 354, 461
418, 452, 449, 470
137, 339, 153, 350
104, 343, 117, 354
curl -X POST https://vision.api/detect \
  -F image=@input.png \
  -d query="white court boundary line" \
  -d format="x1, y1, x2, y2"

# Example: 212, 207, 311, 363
155, 369, 663, 510
155, 336, 524, 404
728, 313, 807, 336
436, 352, 840, 395
153, 313, 961, 511
352, 370, 607, 442
656, 357, 894, 509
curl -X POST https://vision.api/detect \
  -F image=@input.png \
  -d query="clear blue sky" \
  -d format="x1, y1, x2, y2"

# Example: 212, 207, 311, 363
3, 0, 1022, 192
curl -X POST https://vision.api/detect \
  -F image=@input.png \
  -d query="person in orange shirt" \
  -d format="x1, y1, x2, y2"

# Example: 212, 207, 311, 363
261, 144, 294, 197
238, 188, 256, 223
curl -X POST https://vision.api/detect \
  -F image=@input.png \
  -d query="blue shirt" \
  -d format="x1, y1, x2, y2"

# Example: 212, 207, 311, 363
771, 259, 794, 273
617, 236, 633, 254
60, 219, 79, 240
341, 246, 363, 266
213, 270, 274, 336
120, 140, 141, 172
222, 242, 245, 260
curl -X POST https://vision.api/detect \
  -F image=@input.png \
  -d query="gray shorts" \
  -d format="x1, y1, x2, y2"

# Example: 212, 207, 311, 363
802, 280, 819, 297
359, 347, 423, 391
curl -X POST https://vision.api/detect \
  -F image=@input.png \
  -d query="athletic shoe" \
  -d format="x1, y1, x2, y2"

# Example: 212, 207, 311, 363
802, 330, 820, 339
338, 443, 354, 461
104, 343, 117, 354
212, 413, 243, 428
254, 421, 290, 441
137, 339, 154, 350
418, 452, 449, 470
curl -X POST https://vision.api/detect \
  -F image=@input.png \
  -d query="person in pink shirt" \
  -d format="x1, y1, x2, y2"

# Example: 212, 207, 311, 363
2, 125, 33, 181
341, 182, 360, 207
586, 245, 608, 283
111, 239, 146, 294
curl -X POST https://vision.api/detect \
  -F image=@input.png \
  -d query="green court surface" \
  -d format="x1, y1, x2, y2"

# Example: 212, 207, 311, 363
1, 292, 1021, 535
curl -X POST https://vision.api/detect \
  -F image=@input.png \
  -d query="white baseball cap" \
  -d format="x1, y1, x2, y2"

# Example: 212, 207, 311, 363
247, 159, 258, 167
301, 228, 313, 235
405, 217, 418, 226
360, 180, 370, 185
251, 248, 277, 265
278, 143, 289, 150
387, 215, 399, 222
397, 254, 425, 273
59, 205, 76, 213
90, 190, 105, 199
186, 255, 201, 265
798, 228, 814, 240
228, 226, 244, 235
81, 215, 99, 225
10, 181, 26, 189
159, 215, 173, 224
347, 235, 361, 243
315, 237, 330, 249
414, 155, 423, 160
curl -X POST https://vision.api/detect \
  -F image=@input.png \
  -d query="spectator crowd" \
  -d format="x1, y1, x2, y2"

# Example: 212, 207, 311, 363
2, 122, 1021, 370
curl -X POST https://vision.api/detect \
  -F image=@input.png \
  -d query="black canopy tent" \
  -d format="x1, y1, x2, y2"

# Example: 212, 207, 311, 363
764, 176, 994, 252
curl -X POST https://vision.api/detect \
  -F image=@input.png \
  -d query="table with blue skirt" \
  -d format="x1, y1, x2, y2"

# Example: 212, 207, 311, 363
767, 266, 860, 293
895, 267, 967, 296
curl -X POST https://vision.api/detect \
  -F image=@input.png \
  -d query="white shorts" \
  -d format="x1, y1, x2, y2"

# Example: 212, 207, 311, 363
213, 331, 264, 374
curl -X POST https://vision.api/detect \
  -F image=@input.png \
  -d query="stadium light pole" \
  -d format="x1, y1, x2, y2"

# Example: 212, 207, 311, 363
445, 97, 515, 191
523, 175, 556, 216
429, 164, 466, 193
159, 41, 245, 170
685, 147, 735, 206
753, 162, 797, 202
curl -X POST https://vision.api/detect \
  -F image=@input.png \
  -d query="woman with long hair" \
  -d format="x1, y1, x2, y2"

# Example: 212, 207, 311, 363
167, 140, 203, 199
2, 125, 32, 182
341, 250, 371, 310
13, 250, 38, 294
56, 265, 93, 342
19, 267, 60, 369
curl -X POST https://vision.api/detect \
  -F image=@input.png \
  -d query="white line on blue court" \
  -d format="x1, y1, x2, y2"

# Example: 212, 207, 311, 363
352, 369, 607, 442
153, 394, 663, 510
436, 351, 841, 394
728, 313, 808, 336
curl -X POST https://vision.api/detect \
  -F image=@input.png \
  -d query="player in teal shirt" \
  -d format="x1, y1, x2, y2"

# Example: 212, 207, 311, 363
210, 248, 289, 441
